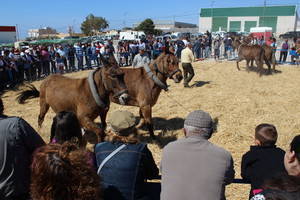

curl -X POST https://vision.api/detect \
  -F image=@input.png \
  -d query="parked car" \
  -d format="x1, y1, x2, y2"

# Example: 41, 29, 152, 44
279, 31, 300, 39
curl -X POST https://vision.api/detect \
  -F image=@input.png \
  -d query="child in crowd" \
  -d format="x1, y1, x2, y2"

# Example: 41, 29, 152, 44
251, 135, 300, 200
55, 52, 65, 74
241, 123, 286, 199
289, 47, 299, 65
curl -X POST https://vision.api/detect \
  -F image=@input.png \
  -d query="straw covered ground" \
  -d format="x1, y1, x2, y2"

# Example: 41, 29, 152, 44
2, 60, 300, 199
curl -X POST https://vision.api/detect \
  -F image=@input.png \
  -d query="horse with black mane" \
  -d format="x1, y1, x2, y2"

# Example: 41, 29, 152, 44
109, 48, 183, 138
16, 55, 129, 141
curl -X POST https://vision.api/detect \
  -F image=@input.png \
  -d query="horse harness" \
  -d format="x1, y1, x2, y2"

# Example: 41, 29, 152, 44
143, 64, 168, 91
143, 63, 180, 91
88, 70, 107, 108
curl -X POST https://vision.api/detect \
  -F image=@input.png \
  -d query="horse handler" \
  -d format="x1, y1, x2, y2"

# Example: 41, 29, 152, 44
181, 43, 195, 88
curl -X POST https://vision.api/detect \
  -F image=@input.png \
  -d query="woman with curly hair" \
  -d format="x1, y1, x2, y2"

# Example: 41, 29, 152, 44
94, 110, 159, 200
31, 142, 102, 200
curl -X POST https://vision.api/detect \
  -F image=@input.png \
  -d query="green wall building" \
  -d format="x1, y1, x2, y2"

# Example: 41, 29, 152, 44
199, 5, 298, 34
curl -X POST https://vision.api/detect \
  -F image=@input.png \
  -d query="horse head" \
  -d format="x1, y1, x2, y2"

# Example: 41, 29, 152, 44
100, 54, 129, 105
155, 48, 183, 83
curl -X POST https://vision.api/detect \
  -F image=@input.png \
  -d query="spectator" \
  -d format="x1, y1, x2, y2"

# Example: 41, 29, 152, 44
181, 43, 195, 88
31, 142, 102, 200
49, 46, 57, 74
280, 39, 289, 63
161, 110, 235, 200
289, 47, 298, 65
55, 53, 65, 74
251, 135, 300, 200
50, 111, 83, 147
270, 38, 277, 62
68, 45, 76, 71
132, 46, 150, 68
41, 47, 50, 76
153, 39, 163, 60
214, 39, 221, 60
175, 38, 185, 60
0, 96, 45, 200
57, 46, 68, 71
0, 55, 9, 91
193, 38, 201, 60
74, 43, 84, 70
95, 110, 159, 200
241, 123, 286, 199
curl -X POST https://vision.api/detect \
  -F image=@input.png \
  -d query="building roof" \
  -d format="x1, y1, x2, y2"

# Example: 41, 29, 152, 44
0, 26, 16, 32
200, 5, 296, 17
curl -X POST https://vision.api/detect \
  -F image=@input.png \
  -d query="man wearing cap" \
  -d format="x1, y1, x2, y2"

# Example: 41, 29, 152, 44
94, 110, 159, 200
181, 43, 195, 88
161, 110, 235, 200
132, 46, 150, 68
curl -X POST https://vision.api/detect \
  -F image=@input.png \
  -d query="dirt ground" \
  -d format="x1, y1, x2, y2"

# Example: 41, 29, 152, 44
2, 60, 300, 199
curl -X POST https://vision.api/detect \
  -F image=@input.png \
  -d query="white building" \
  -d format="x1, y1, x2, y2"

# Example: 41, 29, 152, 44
199, 5, 298, 34
28, 27, 57, 38
0, 26, 17, 44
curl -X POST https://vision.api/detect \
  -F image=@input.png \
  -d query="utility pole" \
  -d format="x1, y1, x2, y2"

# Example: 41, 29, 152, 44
262, 0, 267, 26
211, 0, 215, 32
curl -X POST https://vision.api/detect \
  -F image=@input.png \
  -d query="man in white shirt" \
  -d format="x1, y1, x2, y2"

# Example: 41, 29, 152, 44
132, 46, 150, 68
181, 43, 195, 88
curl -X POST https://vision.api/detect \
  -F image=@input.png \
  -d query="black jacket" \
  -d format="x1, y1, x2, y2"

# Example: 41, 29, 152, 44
0, 115, 45, 199
241, 145, 286, 197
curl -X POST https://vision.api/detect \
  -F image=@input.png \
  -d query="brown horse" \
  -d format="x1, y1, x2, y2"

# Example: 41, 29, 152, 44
110, 51, 183, 138
233, 38, 271, 74
17, 55, 129, 141
251, 44, 276, 71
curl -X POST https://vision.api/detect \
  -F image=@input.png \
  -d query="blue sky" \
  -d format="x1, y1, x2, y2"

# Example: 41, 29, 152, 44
1, 0, 299, 39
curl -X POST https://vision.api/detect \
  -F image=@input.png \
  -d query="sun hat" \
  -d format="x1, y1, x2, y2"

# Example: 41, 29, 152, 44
109, 110, 136, 135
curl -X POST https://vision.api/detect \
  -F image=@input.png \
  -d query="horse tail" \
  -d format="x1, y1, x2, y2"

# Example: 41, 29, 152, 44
16, 84, 40, 104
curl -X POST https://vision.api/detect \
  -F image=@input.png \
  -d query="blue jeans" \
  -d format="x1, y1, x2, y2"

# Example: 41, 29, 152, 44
76, 55, 83, 70
205, 46, 210, 58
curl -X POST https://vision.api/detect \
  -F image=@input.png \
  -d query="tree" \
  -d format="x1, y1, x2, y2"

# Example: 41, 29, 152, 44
81, 14, 109, 36
135, 18, 157, 35
153, 29, 163, 36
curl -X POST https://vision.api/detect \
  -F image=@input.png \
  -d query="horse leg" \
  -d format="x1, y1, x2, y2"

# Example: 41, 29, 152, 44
250, 59, 254, 67
255, 58, 263, 76
140, 105, 155, 139
136, 108, 145, 129
265, 57, 271, 74
236, 58, 243, 71
100, 108, 108, 130
38, 98, 50, 127
79, 115, 103, 142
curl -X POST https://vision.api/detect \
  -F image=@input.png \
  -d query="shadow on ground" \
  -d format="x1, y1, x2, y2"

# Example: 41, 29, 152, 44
191, 81, 211, 88
137, 130, 178, 149
246, 66, 282, 76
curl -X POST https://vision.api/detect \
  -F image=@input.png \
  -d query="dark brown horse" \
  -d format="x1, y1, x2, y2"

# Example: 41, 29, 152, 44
233, 38, 271, 74
17, 55, 129, 141
110, 51, 183, 138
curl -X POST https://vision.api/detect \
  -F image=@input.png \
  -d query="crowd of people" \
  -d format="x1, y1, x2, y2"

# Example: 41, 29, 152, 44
2, 30, 300, 92
0, 41, 115, 91
1, 94, 300, 200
